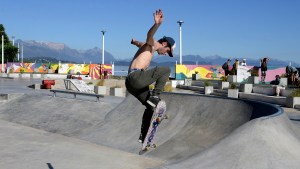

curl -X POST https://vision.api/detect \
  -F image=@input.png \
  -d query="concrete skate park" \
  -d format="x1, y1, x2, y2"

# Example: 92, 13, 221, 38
1, 77, 300, 169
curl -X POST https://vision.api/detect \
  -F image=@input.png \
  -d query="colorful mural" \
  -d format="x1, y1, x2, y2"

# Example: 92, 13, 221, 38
176, 64, 286, 83
0, 64, 6, 73
258, 66, 286, 82
4, 62, 112, 79
6, 62, 35, 73
58, 63, 90, 75
35, 63, 50, 73
89, 64, 112, 79
49, 64, 59, 73
2, 62, 287, 82
176, 64, 223, 80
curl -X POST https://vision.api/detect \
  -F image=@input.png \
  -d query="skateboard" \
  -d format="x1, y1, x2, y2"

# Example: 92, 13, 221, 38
139, 100, 167, 155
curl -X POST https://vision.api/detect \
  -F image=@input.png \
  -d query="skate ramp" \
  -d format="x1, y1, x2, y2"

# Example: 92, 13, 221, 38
161, 112, 300, 169
0, 94, 120, 136
77, 92, 300, 168
0, 92, 300, 169
79, 93, 254, 161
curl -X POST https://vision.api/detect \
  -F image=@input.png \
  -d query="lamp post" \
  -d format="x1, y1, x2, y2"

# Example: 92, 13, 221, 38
101, 30, 106, 65
1, 31, 4, 72
21, 43, 23, 63
177, 20, 184, 65
12, 36, 15, 46
17, 43, 20, 61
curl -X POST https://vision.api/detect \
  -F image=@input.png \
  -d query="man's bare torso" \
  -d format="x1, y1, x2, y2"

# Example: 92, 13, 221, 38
129, 43, 155, 71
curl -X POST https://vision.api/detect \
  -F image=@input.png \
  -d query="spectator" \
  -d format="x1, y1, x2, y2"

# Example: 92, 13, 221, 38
260, 57, 269, 84
241, 59, 247, 66
286, 65, 299, 85
231, 59, 239, 75
104, 70, 108, 79
270, 75, 285, 96
222, 59, 231, 79
270, 75, 281, 85
99, 64, 104, 79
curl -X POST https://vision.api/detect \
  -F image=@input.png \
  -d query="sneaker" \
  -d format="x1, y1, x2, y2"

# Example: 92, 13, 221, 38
146, 95, 160, 108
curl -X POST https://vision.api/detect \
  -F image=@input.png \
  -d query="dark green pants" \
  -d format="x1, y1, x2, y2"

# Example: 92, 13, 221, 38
125, 66, 170, 140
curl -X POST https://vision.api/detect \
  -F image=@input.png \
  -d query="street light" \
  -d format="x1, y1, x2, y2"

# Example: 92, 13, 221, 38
101, 30, 106, 65
21, 43, 23, 63
1, 31, 4, 73
12, 36, 15, 46
17, 43, 20, 61
177, 20, 184, 65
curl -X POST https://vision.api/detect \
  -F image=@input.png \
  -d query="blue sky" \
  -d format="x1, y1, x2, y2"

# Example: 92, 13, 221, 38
1, 0, 300, 63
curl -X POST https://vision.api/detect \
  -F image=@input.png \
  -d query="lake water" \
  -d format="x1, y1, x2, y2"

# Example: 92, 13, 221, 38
113, 65, 176, 78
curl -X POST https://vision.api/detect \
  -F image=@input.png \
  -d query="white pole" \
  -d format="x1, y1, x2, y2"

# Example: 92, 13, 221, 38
177, 20, 184, 65
12, 36, 15, 46
21, 44, 23, 63
112, 61, 114, 75
1, 33, 4, 72
102, 34, 104, 64
101, 30, 106, 65
17, 43, 20, 61
179, 26, 182, 65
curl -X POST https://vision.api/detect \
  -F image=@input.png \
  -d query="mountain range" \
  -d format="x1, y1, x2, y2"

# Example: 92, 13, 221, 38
15, 39, 299, 67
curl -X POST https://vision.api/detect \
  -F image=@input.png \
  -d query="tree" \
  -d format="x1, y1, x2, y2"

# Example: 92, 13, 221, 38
0, 24, 19, 63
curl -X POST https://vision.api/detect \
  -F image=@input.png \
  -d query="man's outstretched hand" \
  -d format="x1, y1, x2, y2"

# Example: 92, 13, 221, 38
154, 9, 164, 25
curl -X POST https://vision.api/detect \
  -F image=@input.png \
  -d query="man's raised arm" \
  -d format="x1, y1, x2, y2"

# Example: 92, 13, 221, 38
146, 9, 164, 47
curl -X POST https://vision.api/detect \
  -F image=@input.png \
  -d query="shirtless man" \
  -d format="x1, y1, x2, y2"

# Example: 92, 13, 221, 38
125, 9, 175, 143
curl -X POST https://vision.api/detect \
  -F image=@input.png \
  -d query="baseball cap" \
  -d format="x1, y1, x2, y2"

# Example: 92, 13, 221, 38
163, 36, 176, 57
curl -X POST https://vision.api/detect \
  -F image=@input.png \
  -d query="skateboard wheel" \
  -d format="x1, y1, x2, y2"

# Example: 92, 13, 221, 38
152, 144, 157, 148
145, 146, 150, 151
164, 115, 169, 119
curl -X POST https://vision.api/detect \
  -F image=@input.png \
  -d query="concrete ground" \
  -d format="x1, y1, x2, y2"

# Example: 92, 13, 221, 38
0, 78, 300, 169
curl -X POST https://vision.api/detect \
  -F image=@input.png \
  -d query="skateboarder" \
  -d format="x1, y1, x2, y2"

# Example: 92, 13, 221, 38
260, 57, 269, 84
125, 9, 175, 143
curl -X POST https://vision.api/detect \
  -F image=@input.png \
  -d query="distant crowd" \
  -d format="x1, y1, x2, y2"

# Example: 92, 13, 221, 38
222, 57, 299, 86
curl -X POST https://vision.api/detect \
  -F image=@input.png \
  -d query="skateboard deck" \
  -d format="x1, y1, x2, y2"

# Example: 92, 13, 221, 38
139, 100, 167, 154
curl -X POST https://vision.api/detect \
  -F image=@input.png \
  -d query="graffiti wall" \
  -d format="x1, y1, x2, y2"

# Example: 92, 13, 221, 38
89, 64, 112, 79
2, 62, 287, 83
35, 63, 50, 73
176, 64, 224, 80
49, 64, 59, 73
258, 66, 286, 82
176, 64, 286, 83
3, 62, 112, 79
58, 63, 90, 75
0, 64, 6, 73
6, 63, 35, 73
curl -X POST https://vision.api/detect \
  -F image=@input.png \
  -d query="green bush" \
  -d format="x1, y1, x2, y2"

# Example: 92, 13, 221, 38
221, 76, 227, 82
289, 88, 300, 97
96, 79, 105, 86
230, 83, 237, 89
164, 83, 173, 92
251, 70, 258, 76
204, 80, 211, 86
149, 83, 173, 92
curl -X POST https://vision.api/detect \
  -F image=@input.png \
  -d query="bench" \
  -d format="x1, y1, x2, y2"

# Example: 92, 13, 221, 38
50, 89, 104, 102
